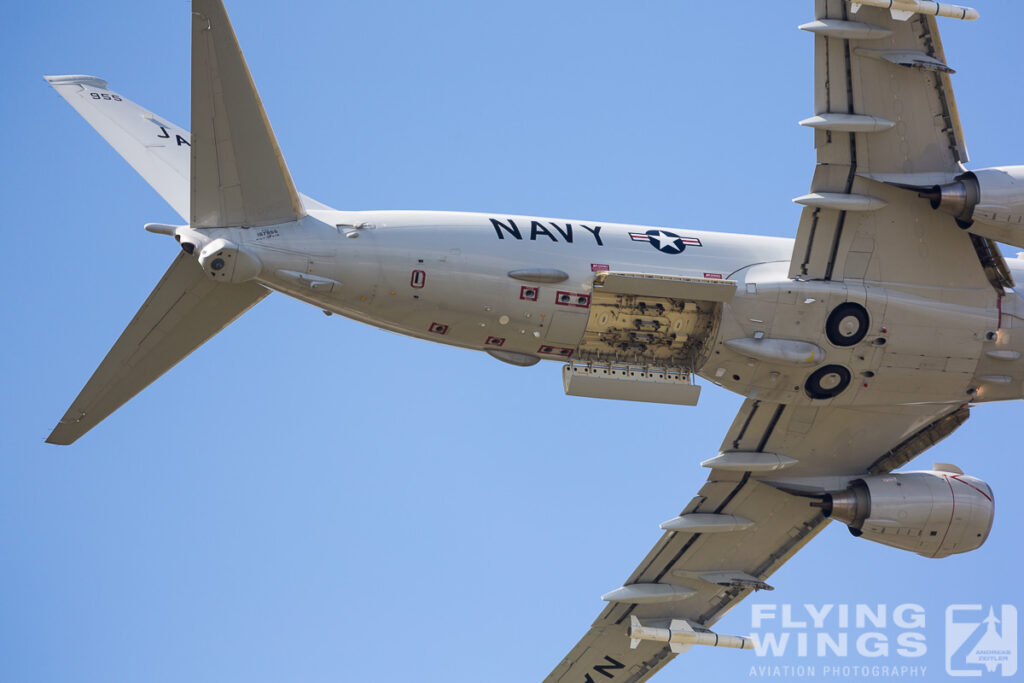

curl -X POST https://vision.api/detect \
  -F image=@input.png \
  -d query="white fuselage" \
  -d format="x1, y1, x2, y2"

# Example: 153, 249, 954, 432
176, 209, 1024, 410
197, 209, 792, 351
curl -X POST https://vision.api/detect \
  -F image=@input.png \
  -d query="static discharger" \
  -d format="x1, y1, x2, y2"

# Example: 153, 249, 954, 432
850, 0, 978, 21
629, 616, 757, 654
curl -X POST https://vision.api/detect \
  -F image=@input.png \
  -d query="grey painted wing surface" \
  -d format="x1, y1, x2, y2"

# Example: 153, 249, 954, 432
789, 1, 1009, 292
46, 255, 268, 445
543, 399, 969, 682
191, 0, 305, 228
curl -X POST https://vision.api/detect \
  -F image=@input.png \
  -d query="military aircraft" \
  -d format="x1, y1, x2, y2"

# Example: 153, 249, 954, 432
46, 0, 1023, 680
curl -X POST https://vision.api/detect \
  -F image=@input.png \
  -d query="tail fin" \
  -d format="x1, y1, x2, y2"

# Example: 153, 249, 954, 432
191, 0, 305, 228
46, 0, 308, 444
46, 255, 268, 445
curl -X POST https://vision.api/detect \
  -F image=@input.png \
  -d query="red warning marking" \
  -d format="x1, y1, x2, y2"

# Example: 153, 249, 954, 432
410, 270, 426, 288
952, 474, 993, 502
936, 475, 956, 552
538, 345, 574, 358
591, 263, 610, 272
485, 336, 505, 347
520, 286, 539, 301
429, 322, 449, 335
703, 272, 723, 280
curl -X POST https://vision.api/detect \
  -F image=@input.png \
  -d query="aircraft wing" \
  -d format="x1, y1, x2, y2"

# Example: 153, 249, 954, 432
789, 0, 1013, 293
543, 399, 968, 682
546, 6, 1001, 679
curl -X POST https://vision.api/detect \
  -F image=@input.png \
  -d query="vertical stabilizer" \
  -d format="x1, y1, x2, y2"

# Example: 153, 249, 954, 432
191, 0, 305, 228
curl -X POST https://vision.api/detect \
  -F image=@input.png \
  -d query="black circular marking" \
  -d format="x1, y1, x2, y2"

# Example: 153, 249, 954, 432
825, 302, 869, 347
804, 364, 852, 400
210, 257, 226, 271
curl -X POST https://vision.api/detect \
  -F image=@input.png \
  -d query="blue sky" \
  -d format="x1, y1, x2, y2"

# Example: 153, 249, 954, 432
2, 1, 1023, 681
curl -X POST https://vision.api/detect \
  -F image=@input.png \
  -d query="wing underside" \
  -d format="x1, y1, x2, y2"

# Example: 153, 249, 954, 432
544, 398, 969, 682
790, 0, 1012, 294
546, 5, 1000, 679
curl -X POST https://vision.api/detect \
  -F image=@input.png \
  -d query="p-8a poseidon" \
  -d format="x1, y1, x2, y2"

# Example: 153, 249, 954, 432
46, 1, 1024, 681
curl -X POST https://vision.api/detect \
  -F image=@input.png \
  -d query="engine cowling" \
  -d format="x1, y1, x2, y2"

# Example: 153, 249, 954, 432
816, 468, 994, 558
922, 165, 1024, 249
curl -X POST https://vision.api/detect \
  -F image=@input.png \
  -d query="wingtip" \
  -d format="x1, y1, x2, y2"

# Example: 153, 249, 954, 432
45, 430, 74, 446
45, 419, 79, 446
44, 74, 109, 89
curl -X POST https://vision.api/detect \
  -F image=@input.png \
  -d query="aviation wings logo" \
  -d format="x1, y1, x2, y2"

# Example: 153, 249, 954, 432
629, 229, 702, 255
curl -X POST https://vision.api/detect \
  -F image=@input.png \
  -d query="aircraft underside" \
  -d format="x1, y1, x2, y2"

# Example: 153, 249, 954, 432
43, 0, 1024, 681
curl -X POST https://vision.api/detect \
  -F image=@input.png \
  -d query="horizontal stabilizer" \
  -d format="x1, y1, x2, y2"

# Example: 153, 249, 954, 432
45, 75, 192, 222
47, 254, 268, 445
45, 74, 333, 216
191, 0, 305, 228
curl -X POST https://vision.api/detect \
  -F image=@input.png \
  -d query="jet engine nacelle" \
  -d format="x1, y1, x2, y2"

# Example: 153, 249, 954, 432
923, 165, 1024, 248
197, 238, 263, 283
817, 468, 994, 558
